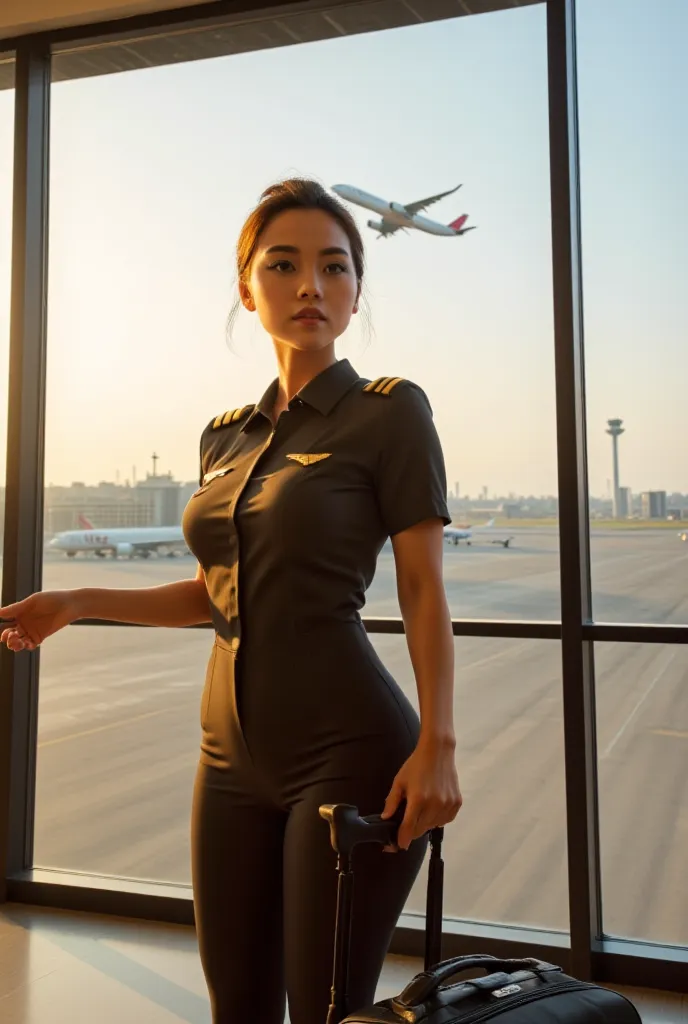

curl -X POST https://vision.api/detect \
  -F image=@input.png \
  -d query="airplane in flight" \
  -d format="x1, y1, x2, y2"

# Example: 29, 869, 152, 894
331, 183, 476, 239
444, 518, 514, 549
47, 513, 189, 559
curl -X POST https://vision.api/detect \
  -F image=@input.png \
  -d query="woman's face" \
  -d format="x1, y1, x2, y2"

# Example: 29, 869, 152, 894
240, 208, 360, 351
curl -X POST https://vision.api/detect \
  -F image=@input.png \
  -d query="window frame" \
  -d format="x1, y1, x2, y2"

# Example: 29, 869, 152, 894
1, 0, 687, 996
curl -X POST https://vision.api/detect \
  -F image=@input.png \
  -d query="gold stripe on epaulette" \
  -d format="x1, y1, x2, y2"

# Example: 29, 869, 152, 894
363, 376, 405, 396
363, 376, 390, 393
212, 404, 254, 430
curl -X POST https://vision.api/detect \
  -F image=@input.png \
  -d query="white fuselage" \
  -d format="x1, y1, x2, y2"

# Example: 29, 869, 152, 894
332, 185, 459, 236
444, 526, 473, 542
48, 525, 187, 556
443, 519, 515, 548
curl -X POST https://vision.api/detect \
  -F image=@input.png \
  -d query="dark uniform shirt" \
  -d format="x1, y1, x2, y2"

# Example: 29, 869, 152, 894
182, 358, 451, 656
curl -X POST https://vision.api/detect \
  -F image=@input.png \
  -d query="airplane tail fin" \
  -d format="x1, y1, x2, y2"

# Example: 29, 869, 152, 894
78, 513, 94, 530
449, 214, 469, 231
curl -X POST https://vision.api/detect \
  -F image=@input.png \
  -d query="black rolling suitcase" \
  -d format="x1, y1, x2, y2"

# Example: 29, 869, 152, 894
318, 803, 641, 1024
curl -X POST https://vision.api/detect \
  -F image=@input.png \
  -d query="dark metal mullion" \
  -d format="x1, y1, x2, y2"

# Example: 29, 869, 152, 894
585, 623, 688, 644
70, 618, 688, 644
547, 0, 602, 980
0, 41, 51, 895
70, 617, 563, 639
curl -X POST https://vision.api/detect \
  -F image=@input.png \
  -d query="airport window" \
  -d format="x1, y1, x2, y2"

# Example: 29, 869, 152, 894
595, 642, 688, 947
370, 635, 568, 932
33, 626, 210, 882
577, 0, 688, 625
34, 629, 569, 927
4, 0, 688, 995
44, 0, 558, 613
38, 3, 556, 888
7, 0, 688, 999
0, 71, 14, 596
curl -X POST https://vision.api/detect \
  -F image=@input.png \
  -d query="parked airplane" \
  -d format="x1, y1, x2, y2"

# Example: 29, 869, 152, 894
444, 518, 514, 549
331, 183, 476, 239
47, 513, 188, 559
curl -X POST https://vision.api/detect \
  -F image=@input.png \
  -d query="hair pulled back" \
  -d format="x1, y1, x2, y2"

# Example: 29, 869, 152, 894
227, 177, 366, 339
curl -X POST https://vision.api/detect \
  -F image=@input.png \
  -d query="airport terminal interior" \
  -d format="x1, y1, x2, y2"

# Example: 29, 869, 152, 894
1, 0, 687, 1022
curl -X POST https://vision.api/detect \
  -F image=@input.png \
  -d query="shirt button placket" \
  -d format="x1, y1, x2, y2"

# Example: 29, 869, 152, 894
228, 424, 278, 657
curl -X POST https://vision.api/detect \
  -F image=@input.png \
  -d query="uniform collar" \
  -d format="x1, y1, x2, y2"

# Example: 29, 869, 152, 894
242, 358, 360, 431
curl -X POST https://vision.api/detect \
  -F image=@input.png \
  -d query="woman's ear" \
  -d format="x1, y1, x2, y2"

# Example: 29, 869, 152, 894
238, 279, 255, 312
353, 282, 361, 315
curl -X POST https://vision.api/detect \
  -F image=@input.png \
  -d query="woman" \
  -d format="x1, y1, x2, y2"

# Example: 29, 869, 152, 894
0, 178, 462, 1024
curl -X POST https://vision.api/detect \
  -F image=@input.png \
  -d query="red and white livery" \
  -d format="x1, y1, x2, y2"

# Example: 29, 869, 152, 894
332, 183, 476, 239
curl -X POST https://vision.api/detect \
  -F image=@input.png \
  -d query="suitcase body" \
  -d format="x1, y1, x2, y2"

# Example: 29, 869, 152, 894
318, 803, 641, 1024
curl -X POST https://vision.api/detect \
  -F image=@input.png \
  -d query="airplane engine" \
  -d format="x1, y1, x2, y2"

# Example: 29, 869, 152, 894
367, 219, 384, 233
115, 542, 135, 558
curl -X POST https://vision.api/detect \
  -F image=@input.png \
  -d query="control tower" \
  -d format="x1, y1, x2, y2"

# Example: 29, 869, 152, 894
606, 418, 625, 518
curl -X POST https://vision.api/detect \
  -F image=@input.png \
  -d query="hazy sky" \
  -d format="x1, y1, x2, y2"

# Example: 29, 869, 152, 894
0, 0, 686, 499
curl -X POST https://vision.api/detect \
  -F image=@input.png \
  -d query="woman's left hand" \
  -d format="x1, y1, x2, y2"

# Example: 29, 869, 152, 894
380, 737, 463, 851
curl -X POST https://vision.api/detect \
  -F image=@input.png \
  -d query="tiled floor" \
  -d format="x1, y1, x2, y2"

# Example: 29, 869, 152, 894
0, 904, 685, 1023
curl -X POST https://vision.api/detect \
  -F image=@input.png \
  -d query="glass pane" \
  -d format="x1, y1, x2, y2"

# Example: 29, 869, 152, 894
596, 642, 688, 946
0, 68, 14, 590
35, 626, 570, 938
578, 0, 688, 624
40, 2, 555, 883
370, 635, 569, 932
34, 622, 211, 882
45, 0, 558, 618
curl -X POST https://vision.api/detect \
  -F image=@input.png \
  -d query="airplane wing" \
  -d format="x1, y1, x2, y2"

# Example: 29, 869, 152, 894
403, 185, 461, 217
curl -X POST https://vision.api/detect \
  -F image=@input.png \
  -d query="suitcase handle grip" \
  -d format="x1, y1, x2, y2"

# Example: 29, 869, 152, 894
396, 955, 562, 1007
319, 803, 403, 856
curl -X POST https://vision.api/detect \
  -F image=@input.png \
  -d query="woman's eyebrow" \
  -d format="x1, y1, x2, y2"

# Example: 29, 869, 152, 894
263, 245, 350, 256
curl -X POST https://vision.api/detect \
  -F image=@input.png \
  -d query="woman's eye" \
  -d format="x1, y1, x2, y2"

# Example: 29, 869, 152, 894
267, 260, 295, 273
325, 262, 347, 274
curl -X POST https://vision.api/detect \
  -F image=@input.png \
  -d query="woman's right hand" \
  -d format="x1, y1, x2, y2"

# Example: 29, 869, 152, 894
0, 591, 82, 652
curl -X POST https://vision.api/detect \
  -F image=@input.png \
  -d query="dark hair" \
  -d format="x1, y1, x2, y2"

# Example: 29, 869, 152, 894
226, 177, 369, 340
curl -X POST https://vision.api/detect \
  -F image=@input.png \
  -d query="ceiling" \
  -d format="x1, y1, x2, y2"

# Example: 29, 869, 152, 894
0, 0, 542, 91
0, 0, 211, 39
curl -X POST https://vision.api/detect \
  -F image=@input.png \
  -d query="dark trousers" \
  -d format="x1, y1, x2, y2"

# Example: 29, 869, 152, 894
191, 762, 426, 1024
192, 628, 426, 1023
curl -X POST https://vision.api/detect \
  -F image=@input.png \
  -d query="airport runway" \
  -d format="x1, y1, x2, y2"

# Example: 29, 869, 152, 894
12, 528, 688, 947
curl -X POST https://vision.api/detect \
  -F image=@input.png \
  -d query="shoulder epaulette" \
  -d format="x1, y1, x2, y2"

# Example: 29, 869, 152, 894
212, 404, 255, 430
362, 376, 406, 396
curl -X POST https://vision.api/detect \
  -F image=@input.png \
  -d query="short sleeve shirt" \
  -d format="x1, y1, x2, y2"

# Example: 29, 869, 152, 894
181, 358, 451, 651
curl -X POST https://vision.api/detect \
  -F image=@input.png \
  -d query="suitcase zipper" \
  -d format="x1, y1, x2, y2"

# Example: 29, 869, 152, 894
443, 978, 600, 1024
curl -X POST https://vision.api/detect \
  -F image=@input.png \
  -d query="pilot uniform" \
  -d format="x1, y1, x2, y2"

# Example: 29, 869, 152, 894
181, 358, 450, 1024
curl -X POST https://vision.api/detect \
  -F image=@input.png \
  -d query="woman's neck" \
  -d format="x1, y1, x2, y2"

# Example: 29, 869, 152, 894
270, 341, 337, 422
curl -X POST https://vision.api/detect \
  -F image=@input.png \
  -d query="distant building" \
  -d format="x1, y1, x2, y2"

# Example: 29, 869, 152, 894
45, 485, 155, 534
503, 503, 524, 519
43, 472, 194, 534
641, 491, 667, 520
136, 472, 183, 526
617, 487, 631, 519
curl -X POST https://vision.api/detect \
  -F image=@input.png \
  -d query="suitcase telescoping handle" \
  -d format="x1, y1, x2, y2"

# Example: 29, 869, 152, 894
319, 802, 444, 1024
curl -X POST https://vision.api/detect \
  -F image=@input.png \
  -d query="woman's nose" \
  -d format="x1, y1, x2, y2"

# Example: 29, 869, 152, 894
297, 277, 322, 299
